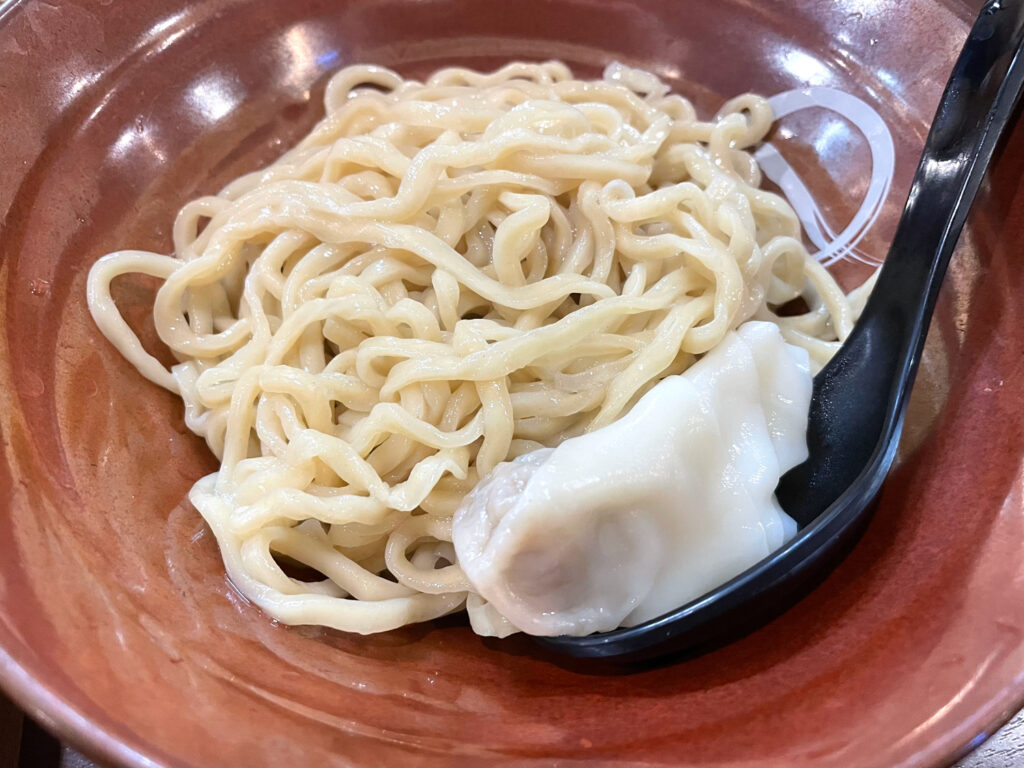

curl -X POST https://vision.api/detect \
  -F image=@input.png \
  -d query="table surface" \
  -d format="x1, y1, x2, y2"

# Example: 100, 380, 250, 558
1, 689, 1023, 767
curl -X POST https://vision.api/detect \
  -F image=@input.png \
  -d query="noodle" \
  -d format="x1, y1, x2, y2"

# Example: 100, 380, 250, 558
86, 61, 869, 635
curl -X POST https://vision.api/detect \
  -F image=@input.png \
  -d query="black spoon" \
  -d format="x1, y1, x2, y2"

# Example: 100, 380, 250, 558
539, 0, 1024, 662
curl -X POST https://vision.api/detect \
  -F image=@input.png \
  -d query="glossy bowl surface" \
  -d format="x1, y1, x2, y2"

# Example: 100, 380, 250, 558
4, 1, 1024, 766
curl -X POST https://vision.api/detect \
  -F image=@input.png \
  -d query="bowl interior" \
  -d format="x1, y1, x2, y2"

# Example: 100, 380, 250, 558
5, 1, 1024, 767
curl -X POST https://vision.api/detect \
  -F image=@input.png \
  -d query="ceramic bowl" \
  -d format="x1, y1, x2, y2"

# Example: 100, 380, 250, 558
3, 1, 1023, 766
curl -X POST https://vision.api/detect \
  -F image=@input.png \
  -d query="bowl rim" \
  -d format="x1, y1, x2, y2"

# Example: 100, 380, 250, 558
1, 644, 161, 767
1, 0, 1019, 765
4, 612, 1024, 768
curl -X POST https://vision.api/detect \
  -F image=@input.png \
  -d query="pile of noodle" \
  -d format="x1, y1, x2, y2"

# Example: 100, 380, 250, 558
87, 61, 871, 635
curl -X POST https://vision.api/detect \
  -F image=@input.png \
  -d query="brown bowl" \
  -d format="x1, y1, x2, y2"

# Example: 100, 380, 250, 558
3, 0, 1024, 766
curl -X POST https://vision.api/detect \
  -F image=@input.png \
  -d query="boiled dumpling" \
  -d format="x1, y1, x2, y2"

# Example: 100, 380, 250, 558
452, 321, 812, 637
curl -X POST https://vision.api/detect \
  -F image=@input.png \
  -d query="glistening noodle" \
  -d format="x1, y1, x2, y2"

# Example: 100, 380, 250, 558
86, 61, 874, 638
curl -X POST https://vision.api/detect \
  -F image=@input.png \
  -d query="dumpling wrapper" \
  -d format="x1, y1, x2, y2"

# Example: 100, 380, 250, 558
452, 321, 812, 637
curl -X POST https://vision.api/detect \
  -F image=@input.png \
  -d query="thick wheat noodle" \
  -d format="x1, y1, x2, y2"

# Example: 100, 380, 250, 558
86, 61, 872, 635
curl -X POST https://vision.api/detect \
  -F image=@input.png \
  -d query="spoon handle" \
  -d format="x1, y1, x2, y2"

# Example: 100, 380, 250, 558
778, 0, 1024, 522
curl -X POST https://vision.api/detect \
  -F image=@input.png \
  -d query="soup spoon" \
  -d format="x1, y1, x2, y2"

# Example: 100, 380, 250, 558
540, 0, 1024, 661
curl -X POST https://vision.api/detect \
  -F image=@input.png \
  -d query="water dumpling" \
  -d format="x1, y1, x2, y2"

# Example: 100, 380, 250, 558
452, 321, 812, 637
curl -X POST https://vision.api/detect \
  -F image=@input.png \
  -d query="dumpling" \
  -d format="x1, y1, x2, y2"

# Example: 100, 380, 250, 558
452, 321, 812, 637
